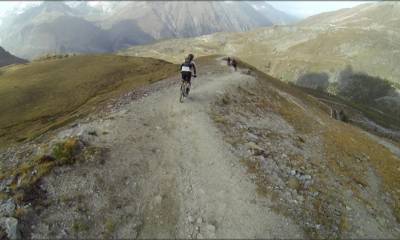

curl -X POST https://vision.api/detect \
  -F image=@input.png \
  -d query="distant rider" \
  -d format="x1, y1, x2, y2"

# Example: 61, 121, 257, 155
180, 53, 197, 94
231, 58, 237, 71
227, 56, 231, 66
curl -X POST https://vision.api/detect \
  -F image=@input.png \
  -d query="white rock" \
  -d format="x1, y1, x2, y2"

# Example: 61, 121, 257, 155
0, 217, 20, 239
304, 175, 312, 180
246, 132, 259, 141
245, 142, 263, 151
0, 199, 15, 217
206, 224, 216, 232
188, 215, 195, 224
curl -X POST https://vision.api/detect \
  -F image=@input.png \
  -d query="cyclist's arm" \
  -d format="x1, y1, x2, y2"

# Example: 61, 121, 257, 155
192, 62, 197, 76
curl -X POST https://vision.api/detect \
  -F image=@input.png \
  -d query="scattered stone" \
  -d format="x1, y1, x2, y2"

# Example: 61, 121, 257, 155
0, 199, 15, 217
188, 215, 195, 224
311, 191, 319, 197
246, 132, 259, 141
206, 224, 216, 232
298, 174, 312, 182
245, 142, 263, 151
0, 178, 13, 192
0, 217, 20, 239
290, 170, 297, 176
205, 224, 216, 237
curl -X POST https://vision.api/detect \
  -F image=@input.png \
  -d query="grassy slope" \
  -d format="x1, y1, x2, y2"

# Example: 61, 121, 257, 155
251, 60, 400, 224
120, 23, 400, 86
0, 55, 177, 146
213, 59, 400, 237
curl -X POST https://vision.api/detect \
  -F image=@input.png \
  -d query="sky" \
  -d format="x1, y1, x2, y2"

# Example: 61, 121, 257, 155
0, 1, 373, 20
267, 1, 372, 18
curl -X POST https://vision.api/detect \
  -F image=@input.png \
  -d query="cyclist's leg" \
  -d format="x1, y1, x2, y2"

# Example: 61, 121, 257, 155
186, 74, 192, 94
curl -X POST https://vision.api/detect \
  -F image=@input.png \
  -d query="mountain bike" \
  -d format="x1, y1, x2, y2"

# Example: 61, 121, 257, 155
179, 80, 190, 103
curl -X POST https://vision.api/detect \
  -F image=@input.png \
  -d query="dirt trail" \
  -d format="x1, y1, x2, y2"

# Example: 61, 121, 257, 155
21, 57, 400, 239
60, 58, 303, 238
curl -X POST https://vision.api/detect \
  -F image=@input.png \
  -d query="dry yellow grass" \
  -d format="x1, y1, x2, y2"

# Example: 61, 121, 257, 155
323, 122, 400, 221
211, 59, 400, 237
0, 54, 177, 147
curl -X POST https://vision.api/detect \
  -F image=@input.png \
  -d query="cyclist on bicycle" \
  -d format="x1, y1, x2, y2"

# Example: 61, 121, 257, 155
180, 53, 197, 95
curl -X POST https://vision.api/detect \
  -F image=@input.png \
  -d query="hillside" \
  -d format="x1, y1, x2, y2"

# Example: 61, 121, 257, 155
119, 2, 400, 86
0, 47, 27, 67
0, 1, 297, 59
0, 54, 176, 146
0, 57, 399, 239
298, 2, 400, 29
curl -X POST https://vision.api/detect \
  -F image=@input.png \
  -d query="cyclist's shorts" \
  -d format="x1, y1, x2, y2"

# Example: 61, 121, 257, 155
181, 71, 192, 82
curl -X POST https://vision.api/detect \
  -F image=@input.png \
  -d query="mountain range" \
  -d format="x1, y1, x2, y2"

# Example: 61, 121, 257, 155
0, 1, 297, 59
120, 2, 400, 87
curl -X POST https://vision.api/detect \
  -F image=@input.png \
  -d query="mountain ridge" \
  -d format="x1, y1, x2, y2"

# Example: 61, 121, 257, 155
119, 2, 400, 87
0, 1, 297, 59
0, 46, 27, 67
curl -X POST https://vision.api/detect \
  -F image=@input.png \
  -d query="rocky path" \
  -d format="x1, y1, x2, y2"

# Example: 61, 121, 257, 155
134, 65, 303, 238
38, 58, 303, 238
